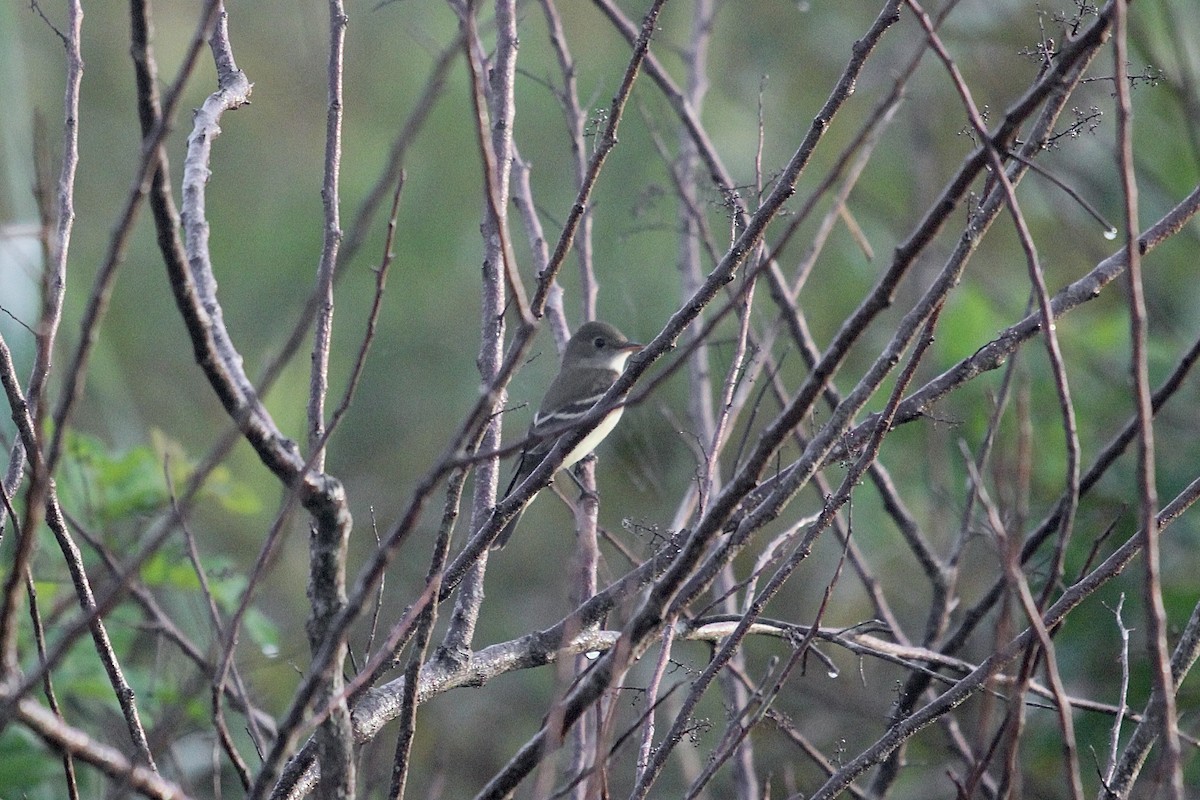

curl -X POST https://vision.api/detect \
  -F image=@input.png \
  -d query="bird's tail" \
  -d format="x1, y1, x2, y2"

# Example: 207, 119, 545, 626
491, 452, 534, 549
490, 505, 525, 550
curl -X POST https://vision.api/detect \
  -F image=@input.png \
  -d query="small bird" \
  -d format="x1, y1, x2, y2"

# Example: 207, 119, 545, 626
493, 321, 643, 548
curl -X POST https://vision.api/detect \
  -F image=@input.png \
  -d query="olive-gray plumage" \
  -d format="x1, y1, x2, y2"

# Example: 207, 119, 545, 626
493, 321, 641, 548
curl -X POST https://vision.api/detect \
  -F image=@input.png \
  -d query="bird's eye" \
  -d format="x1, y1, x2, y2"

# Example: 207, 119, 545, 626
593, 337, 606, 349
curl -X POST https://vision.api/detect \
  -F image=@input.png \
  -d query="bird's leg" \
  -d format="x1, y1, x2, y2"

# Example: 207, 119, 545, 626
570, 455, 601, 502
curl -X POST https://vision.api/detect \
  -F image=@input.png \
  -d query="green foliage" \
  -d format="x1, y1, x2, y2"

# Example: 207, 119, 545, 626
0, 430, 276, 788
139, 549, 203, 592
57, 428, 261, 523
0, 727, 62, 800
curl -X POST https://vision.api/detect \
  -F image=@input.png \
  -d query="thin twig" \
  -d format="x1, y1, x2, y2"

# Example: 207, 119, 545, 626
1113, 2, 1182, 796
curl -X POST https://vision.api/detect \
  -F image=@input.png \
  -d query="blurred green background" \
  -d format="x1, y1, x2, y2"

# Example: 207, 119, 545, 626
2, 0, 1199, 797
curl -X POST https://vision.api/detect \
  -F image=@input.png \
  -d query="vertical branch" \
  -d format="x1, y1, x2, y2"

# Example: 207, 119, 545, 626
0, 0, 82, 657
1106, 596, 1200, 797
538, 0, 606, 786
1103, 593, 1131, 785
386, 464, 467, 800
635, 622, 675, 783
537, 0, 594, 323
44, 0, 221, 477
307, 0, 347, 464
677, 0, 717, 487
567, 458, 600, 796
18, 0, 78, 459
675, 2, 761, 798
173, 490, 255, 789
480, 0, 521, 515
22, 569, 79, 800
0, 338, 42, 674
438, 0, 522, 668
3, 0, 80, 501
1112, 1, 1181, 796
528, 0, 670, 315
960, 449, 1082, 800
307, 2, 355, 797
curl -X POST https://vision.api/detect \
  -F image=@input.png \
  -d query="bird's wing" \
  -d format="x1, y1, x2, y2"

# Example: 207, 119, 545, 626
533, 367, 620, 431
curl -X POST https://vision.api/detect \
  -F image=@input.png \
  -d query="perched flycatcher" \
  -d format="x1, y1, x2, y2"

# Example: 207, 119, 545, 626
493, 321, 642, 548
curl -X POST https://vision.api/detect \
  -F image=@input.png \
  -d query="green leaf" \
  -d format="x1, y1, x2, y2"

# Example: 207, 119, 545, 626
140, 550, 202, 591
59, 429, 261, 523
0, 727, 58, 797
